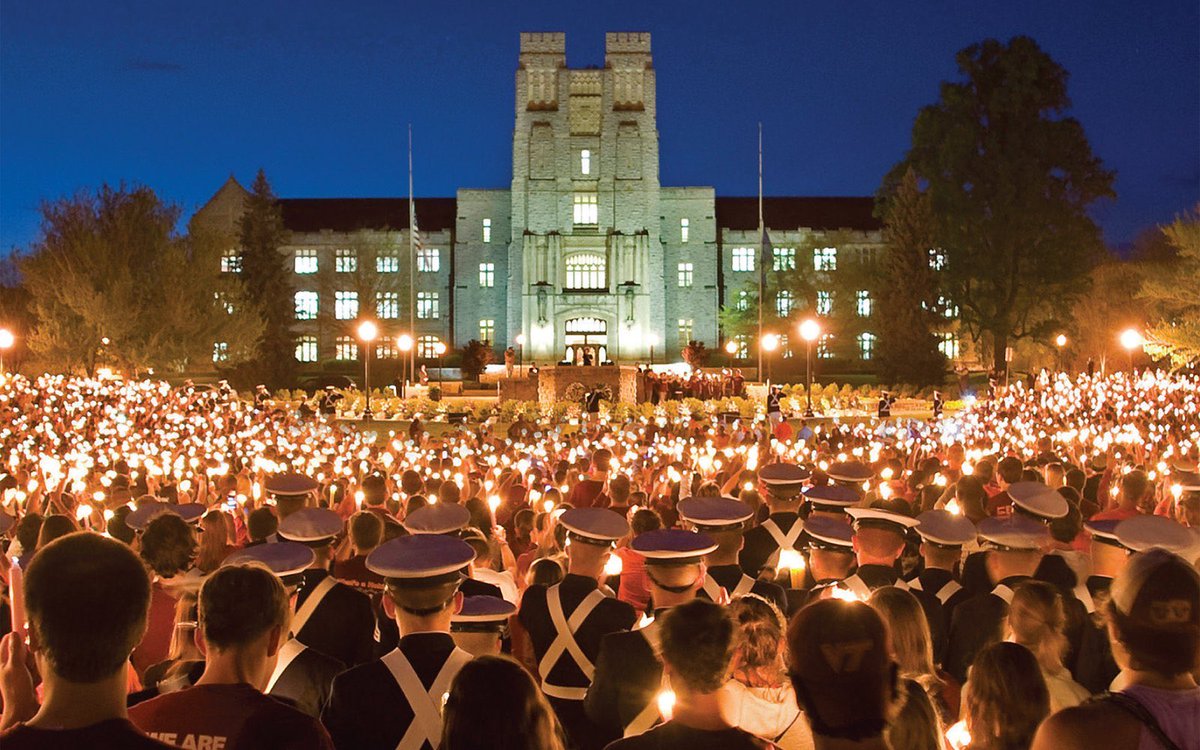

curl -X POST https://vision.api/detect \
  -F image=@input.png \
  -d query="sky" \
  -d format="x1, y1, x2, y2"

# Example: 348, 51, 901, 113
1, 0, 1197, 253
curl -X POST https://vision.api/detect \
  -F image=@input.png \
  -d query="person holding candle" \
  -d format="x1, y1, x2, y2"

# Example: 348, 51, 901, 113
677, 497, 787, 613
739, 463, 810, 579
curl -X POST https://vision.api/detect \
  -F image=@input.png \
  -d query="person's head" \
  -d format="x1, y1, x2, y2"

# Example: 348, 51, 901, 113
140, 513, 198, 578
1106, 548, 1200, 678
1047, 501, 1082, 546
1007, 580, 1069, 674
165, 591, 201, 664
609, 473, 631, 505
349, 511, 385, 554
1120, 469, 1153, 512
246, 507, 278, 543
441, 655, 565, 750
400, 469, 423, 496
963, 642, 1050, 750
787, 599, 897, 741
36, 514, 79, 549
887, 679, 943, 750
660, 599, 738, 696
382, 570, 465, 635
527, 556, 564, 588
868, 587, 938, 682
25, 532, 151, 685
630, 508, 662, 537
954, 476, 988, 521
106, 505, 135, 545
996, 457, 1023, 488
16, 512, 44, 553
1063, 467, 1086, 492
198, 564, 290, 687
852, 526, 906, 566
1042, 463, 1065, 488
361, 473, 387, 507
439, 480, 462, 506
196, 510, 231, 571
729, 595, 787, 686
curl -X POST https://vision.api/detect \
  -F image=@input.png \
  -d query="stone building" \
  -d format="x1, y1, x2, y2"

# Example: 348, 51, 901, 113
195, 32, 959, 372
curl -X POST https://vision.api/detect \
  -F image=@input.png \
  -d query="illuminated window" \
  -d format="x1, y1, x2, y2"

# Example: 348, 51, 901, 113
335, 248, 357, 273
856, 290, 873, 317
479, 262, 495, 288
780, 334, 793, 358
479, 319, 495, 345
417, 247, 440, 273
417, 335, 439, 359
376, 338, 399, 359
295, 291, 318, 320
580, 149, 591, 175
294, 248, 318, 274
818, 334, 834, 360
680, 218, 689, 244
938, 332, 960, 359
733, 335, 749, 359
482, 218, 492, 244
813, 247, 837, 271
335, 336, 358, 361
221, 250, 242, 274
773, 247, 795, 271
565, 254, 606, 290
858, 332, 876, 360
732, 247, 755, 272
212, 342, 228, 363
417, 292, 439, 319
929, 249, 947, 270
776, 289, 794, 317
938, 295, 959, 318
573, 194, 598, 225
816, 291, 833, 316
678, 319, 694, 348
335, 291, 358, 320
376, 254, 399, 273
736, 290, 751, 312
678, 262, 694, 288
376, 292, 399, 320
295, 336, 318, 362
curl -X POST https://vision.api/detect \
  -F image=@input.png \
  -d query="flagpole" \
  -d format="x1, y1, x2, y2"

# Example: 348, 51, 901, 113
757, 122, 764, 385
408, 124, 415, 390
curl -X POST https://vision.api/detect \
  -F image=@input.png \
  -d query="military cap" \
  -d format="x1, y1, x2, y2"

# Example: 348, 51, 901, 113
978, 516, 1049, 551
1007, 481, 1069, 521
277, 507, 343, 546
367, 534, 474, 586
801, 516, 854, 551
559, 507, 629, 546
1114, 515, 1195, 555
677, 497, 754, 531
224, 542, 315, 586
845, 507, 919, 535
451, 595, 516, 632
803, 484, 860, 511
915, 510, 976, 548
1084, 518, 1122, 548
127, 502, 205, 531
631, 528, 718, 565
403, 503, 471, 535
758, 463, 811, 489
826, 461, 874, 484
265, 473, 319, 499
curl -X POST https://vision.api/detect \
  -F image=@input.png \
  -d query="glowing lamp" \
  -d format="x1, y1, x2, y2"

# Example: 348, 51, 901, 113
799, 319, 821, 342
357, 320, 379, 342
1120, 329, 1143, 351
724, 340, 739, 356
398, 334, 414, 352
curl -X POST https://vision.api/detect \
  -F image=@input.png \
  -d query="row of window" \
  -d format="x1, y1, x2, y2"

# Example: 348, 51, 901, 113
731, 289, 874, 317
294, 291, 440, 320
290, 335, 445, 363
730, 246, 838, 273
723, 331, 960, 361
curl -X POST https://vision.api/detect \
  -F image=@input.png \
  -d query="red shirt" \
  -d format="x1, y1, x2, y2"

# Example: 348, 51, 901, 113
1, 719, 174, 750
1089, 505, 1142, 523
333, 554, 384, 596
615, 546, 651, 611
132, 583, 177, 678
567, 478, 608, 509
129, 682, 333, 750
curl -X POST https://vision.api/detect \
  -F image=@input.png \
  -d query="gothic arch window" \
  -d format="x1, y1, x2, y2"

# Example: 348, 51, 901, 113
565, 317, 607, 334
565, 254, 606, 291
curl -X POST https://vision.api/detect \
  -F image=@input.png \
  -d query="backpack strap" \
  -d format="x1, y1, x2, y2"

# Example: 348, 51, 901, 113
1092, 691, 1184, 750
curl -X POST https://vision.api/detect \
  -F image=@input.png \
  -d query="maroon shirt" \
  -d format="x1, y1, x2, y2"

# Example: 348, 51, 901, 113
1, 719, 174, 750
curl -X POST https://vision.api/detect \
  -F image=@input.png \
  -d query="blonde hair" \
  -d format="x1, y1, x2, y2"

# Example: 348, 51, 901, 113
868, 587, 939, 684
964, 642, 1049, 750
1006, 580, 1069, 675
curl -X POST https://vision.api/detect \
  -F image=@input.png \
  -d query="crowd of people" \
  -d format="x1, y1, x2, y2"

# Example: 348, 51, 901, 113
641, 368, 746, 403
0, 368, 1198, 749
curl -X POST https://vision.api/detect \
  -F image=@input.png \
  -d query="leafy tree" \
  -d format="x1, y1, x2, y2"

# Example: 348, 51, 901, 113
19, 184, 262, 374
459, 339, 493, 381
238, 169, 293, 387
1066, 257, 1142, 371
682, 340, 708, 368
874, 167, 946, 386
886, 36, 1115, 373
1140, 206, 1200, 368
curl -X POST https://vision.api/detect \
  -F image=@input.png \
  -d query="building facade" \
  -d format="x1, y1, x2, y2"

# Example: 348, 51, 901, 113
195, 32, 943, 371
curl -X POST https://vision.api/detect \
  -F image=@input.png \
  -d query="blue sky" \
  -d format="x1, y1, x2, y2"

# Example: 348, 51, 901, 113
2, 0, 1196, 252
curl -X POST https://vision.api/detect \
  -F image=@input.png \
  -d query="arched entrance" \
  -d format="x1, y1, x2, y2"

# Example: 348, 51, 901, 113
564, 317, 608, 366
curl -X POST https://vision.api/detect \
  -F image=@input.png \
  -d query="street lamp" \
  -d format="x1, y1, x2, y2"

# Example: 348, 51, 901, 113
761, 333, 779, 385
397, 334, 414, 397
1055, 334, 1067, 372
357, 320, 379, 421
515, 333, 526, 376
0, 328, 13, 375
1120, 329, 1143, 373
799, 319, 821, 418
434, 340, 448, 387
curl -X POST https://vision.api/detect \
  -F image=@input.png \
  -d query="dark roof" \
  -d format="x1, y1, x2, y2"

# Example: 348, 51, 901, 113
715, 197, 881, 232
278, 198, 457, 233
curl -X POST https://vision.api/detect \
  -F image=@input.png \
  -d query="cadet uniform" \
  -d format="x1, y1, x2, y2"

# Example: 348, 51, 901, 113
1072, 519, 1121, 693
784, 515, 854, 615
279, 508, 377, 669
585, 529, 717, 747
322, 534, 477, 750
945, 516, 1048, 683
910, 510, 976, 663
677, 497, 787, 612
224, 542, 346, 718
450, 595, 515, 658
263, 473, 322, 541
739, 463, 810, 577
518, 508, 638, 750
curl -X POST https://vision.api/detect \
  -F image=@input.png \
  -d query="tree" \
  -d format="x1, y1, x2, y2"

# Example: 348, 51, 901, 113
886, 36, 1115, 374
460, 339, 493, 381
1140, 206, 1200, 369
19, 185, 262, 374
874, 168, 946, 386
682, 340, 708, 368
1065, 257, 1141, 371
238, 169, 294, 387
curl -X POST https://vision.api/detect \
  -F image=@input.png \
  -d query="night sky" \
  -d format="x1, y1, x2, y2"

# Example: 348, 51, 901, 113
2, 0, 1196, 254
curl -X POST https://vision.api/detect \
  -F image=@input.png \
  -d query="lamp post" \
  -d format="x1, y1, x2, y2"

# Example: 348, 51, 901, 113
515, 333, 526, 376
1120, 328, 1143, 374
0, 328, 13, 375
357, 321, 379, 421
434, 341, 447, 387
799, 319, 821, 418
1054, 334, 1067, 372
397, 334, 413, 398
761, 333, 779, 386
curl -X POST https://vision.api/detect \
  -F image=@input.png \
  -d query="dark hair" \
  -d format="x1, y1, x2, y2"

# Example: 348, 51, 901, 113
36, 514, 79, 549
527, 557, 564, 588
107, 506, 136, 545
1048, 501, 1082, 544
349, 511, 384, 550
1064, 468, 1086, 492
955, 476, 987, 518
630, 508, 662, 536
1120, 470, 1151, 504
139, 513, 197, 577
25, 532, 150, 682
659, 599, 738, 693
964, 642, 1049, 750
16, 512, 44, 552
441, 655, 566, 750
246, 507, 278, 542
361, 473, 387, 505
997, 457, 1024, 485
199, 564, 289, 650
